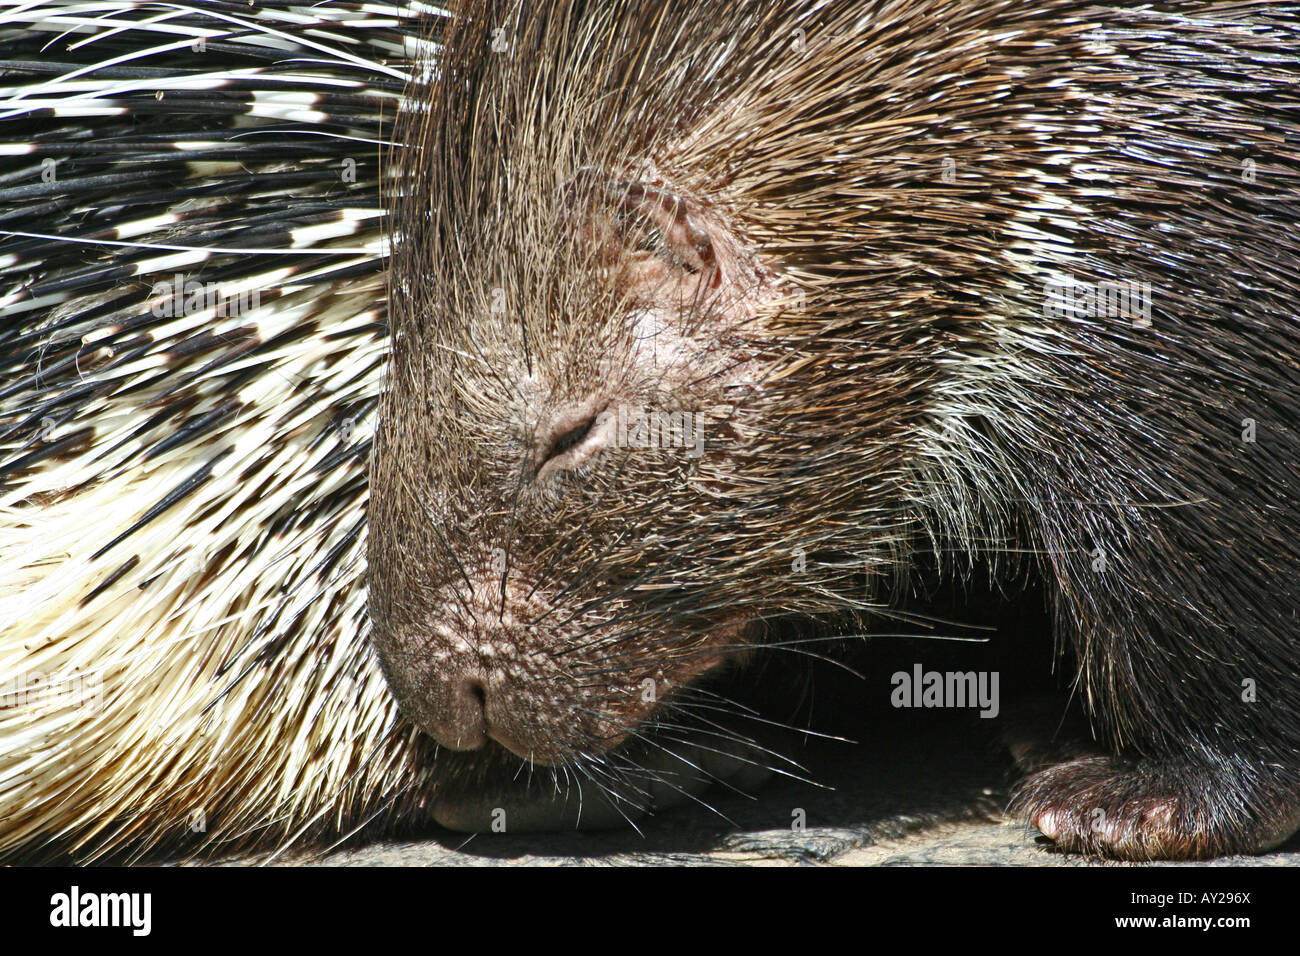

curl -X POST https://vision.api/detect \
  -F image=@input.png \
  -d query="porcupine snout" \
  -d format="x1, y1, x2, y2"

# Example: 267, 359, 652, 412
374, 404, 624, 754
375, 594, 534, 759
373, 566, 667, 765
391, 604, 545, 759
368, 165, 785, 768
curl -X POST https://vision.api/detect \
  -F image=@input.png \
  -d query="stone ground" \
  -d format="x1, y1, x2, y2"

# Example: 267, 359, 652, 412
296, 720, 1300, 867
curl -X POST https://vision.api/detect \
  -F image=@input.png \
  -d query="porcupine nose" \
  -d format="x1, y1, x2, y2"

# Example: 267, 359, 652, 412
424, 665, 544, 756
425, 672, 491, 751
423, 669, 544, 759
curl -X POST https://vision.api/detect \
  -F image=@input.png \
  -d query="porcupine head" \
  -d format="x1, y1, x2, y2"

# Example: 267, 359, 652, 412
369, 1, 869, 826
369, 0, 1300, 852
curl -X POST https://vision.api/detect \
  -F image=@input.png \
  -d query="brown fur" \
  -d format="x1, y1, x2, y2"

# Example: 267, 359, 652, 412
371, 0, 1300, 857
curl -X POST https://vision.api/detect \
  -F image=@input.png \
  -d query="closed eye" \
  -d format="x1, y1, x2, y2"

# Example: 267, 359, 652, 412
544, 417, 595, 464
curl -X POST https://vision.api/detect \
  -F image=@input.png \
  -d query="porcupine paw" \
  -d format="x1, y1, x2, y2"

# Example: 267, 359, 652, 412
1009, 752, 1300, 860
431, 731, 773, 833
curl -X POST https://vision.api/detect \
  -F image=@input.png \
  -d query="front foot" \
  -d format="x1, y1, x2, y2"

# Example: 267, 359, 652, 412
1010, 751, 1300, 860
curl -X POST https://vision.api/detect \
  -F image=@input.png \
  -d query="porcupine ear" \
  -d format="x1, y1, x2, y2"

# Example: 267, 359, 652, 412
560, 166, 726, 304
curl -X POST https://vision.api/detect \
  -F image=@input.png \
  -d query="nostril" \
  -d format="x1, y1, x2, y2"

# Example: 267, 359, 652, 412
422, 675, 490, 751
458, 676, 487, 725
466, 678, 486, 711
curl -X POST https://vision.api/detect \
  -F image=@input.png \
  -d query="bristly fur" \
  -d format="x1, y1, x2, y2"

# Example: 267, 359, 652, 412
0, 0, 443, 862
4, 0, 1300, 863
375, 0, 1300, 858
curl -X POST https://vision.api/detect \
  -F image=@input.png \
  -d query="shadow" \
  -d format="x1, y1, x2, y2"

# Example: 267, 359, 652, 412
330, 578, 1049, 863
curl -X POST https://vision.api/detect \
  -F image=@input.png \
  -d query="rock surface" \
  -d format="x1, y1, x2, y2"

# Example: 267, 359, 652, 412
291, 720, 1300, 866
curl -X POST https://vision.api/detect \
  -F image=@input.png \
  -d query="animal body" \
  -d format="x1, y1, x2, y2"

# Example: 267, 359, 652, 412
2, 0, 1298, 861
372, 0, 1300, 860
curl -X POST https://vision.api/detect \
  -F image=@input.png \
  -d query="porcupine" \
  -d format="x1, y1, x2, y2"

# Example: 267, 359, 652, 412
371, 0, 1300, 860
5, 0, 1300, 863
0, 0, 439, 861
